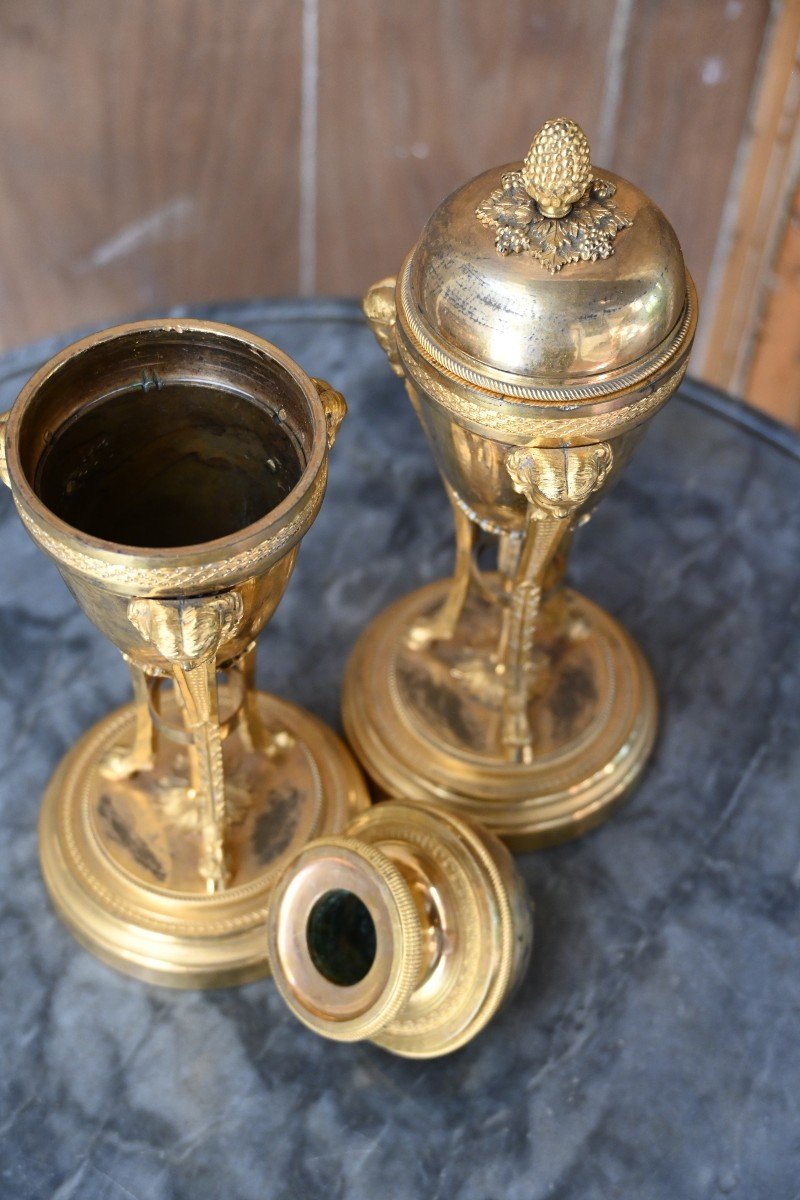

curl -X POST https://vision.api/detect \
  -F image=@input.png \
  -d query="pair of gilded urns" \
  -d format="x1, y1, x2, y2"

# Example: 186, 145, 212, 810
0, 120, 695, 1058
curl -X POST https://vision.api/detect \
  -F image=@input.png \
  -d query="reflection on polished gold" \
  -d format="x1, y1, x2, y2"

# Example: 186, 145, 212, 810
346, 117, 697, 848
266, 800, 532, 1058
1, 320, 369, 987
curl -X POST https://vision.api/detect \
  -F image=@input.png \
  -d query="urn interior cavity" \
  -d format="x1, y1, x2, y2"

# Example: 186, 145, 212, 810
19, 326, 313, 549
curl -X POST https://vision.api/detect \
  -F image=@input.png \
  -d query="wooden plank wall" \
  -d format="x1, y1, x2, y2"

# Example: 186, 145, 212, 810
698, 0, 800, 425
0, 0, 303, 344
746, 178, 800, 425
0, 0, 792, 422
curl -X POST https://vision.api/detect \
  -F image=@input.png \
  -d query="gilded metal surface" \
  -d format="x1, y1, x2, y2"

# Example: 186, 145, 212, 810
401, 126, 690, 386
266, 801, 532, 1058
40, 689, 367, 987
476, 119, 631, 270
311, 376, 348, 447
397, 257, 694, 406
523, 117, 593, 217
348, 117, 696, 846
343, 583, 657, 849
2, 319, 369, 986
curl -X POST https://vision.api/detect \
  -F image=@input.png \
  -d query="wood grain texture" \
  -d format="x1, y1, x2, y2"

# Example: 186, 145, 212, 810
0, 0, 302, 351
698, 0, 800, 402
746, 179, 800, 426
313, 0, 770, 365
0, 0, 787, 423
314, 0, 619, 294
604, 0, 770, 312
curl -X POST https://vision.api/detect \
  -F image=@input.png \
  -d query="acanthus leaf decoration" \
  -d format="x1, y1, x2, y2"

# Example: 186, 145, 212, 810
476, 170, 631, 273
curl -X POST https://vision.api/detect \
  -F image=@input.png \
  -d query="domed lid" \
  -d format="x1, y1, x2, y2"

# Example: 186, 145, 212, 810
398, 118, 694, 400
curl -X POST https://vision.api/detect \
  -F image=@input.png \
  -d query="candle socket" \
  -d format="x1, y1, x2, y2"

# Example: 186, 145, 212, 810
267, 800, 532, 1058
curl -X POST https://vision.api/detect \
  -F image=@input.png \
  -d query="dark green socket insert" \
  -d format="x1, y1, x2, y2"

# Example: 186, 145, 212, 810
306, 889, 377, 987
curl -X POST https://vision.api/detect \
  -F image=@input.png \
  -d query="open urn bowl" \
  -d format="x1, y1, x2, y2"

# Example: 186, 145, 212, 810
0, 319, 369, 987
347, 118, 697, 849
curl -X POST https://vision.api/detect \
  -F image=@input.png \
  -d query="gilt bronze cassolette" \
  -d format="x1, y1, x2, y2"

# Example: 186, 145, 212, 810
0, 319, 368, 987
346, 118, 697, 848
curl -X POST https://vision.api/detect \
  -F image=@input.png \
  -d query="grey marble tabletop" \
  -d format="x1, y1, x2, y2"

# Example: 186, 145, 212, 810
0, 299, 798, 1200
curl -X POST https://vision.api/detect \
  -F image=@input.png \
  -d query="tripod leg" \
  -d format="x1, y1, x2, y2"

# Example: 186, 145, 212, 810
126, 591, 244, 893
501, 442, 613, 762
100, 657, 157, 780
173, 658, 229, 893
237, 643, 294, 758
408, 484, 475, 647
500, 515, 569, 762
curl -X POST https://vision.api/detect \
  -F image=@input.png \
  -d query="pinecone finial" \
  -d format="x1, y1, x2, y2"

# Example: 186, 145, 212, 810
522, 118, 592, 218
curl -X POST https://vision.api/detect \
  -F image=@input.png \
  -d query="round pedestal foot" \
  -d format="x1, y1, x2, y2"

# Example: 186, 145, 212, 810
342, 580, 657, 850
39, 689, 369, 987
